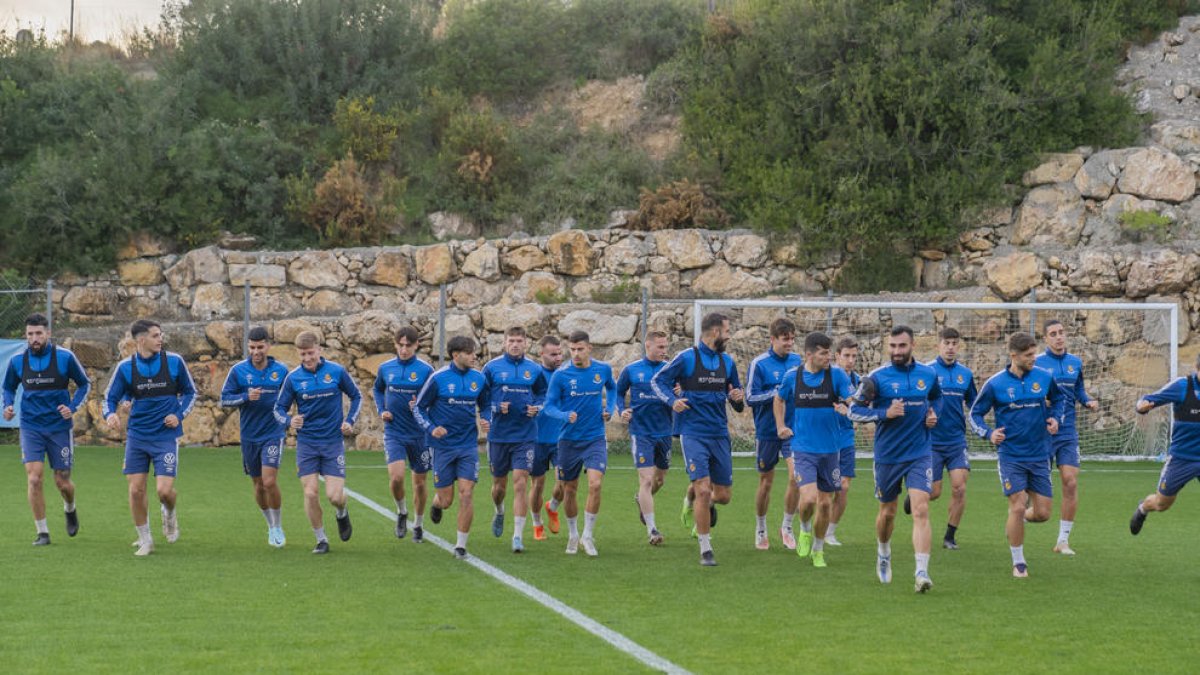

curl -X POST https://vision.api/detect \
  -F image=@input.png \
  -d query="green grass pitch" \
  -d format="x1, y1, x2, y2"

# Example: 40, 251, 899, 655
1, 445, 1198, 673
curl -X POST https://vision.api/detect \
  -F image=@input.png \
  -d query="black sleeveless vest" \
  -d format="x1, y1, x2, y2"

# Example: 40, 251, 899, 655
793, 367, 835, 408
21, 345, 68, 391
1176, 375, 1200, 423
681, 346, 727, 392
130, 352, 179, 400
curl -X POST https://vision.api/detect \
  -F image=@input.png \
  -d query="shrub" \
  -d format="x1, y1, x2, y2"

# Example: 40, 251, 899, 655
626, 179, 729, 231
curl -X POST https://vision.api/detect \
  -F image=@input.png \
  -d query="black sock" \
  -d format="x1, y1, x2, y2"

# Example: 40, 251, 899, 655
945, 524, 957, 541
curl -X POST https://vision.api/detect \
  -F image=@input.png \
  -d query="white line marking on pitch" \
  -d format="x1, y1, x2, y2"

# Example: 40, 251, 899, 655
348, 464, 1164, 474
341, 485, 692, 675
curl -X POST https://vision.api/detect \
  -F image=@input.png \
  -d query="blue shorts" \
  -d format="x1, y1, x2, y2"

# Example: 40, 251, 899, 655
997, 459, 1053, 497
1051, 436, 1080, 468
755, 438, 790, 473
385, 436, 431, 474
241, 437, 284, 477
1157, 455, 1200, 497
931, 444, 970, 481
680, 435, 733, 487
633, 435, 672, 470
432, 446, 479, 489
793, 452, 841, 493
531, 442, 557, 478
838, 446, 856, 479
556, 439, 607, 483
296, 441, 346, 479
488, 441, 535, 477
20, 428, 74, 471
873, 455, 933, 503
123, 437, 180, 477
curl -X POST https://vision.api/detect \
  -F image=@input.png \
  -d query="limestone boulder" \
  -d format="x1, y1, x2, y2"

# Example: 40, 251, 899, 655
1085, 307, 1142, 346
557, 310, 638, 345
342, 310, 402, 352
1117, 147, 1196, 202
218, 412, 241, 447
414, 244, 458, 285
190, 283, 234, 320
360, 250, 410, 288
229, 263, 286, 288
187, 360, 228, 398
303, 290, 360, 315
63, 287, 116, 315
691, 261, 772, 298
428, 211, 479, 241
1125, 249, 1198, 298
67, 339, 113, 368
462, 244, 501, 282
450, 277, 504, 307
1151, 120, 1200, 154
274, 319, 323, 345
504, 271, 566, 304
1112, 344, 1170, 386
1022, 153, 1085, 187
205, 321, 243, 355
355, 353, 394, 379
179, 406, 217, 446
167, 325, 216, 360
654, 230, 714, 270
288, 251, 349, 289
722, 233, 769, 267
502, 245, 549, 274
432, 314, 477, 357
117, 259, 163, 286
547, 230, 596, 276
1010, 184, 1086, 247
116, 231, 172, 260
602, 237, 653, 276
249, 291, 303, 321
983, 251, 1043, 300
1073, 150, 1128, 199
647, 271, 682, 299
1066, 251, 1123, 294
482, 303, 546, 333
164, 246, 226, 290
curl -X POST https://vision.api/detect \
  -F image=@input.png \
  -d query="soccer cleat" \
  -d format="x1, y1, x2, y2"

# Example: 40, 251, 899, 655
648, 529, 664, 546
431, 504, 443, 525
1130, 503, 1147, 535
566, 536, 580, 555
533, 525, 547, 541
65, 509, 79, 537
943, 539, 959, 550
877, 554, 893, 584
1053, 541, 1075, 556
709, 504, 719, 528
312, 540, 330, 554
811, 550, 827, 568
755, 530, 769, 550
699, 550, 718, 566
162, 510, 179, 543
412, 526, 424, 544
134, 539, 154, 557
266, 527, 274, 546
796, 530, 813, 558
336, 512, 353, 542
395, 514, 408, 539
690, 525, 698, 539
681, 497, 694, 529
903, 493, 912, 516
453, 547, 468, 560
32, 533, 50, 546
635, 494, 645, 525
545, 501, 560, 534
825, 533, 842, 547
269, 527, 286, 548
581, 536, 598, 557
781, 527, 797, 550
1013, 563, 1029, 578
914, 571, 933, 593
512, 535, 524, 553
491, 512, 504, 538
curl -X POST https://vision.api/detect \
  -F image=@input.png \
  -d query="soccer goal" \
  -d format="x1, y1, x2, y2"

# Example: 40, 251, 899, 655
692, 298, 1180, 461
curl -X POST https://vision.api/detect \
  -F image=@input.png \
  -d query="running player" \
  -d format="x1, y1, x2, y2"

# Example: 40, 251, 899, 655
481, 326, 547, 553
774, 332, 854, 568
532, 335, 565, 540
1036, 319, 1098, 556
3, 313, 90, 545
923, 327, 976, 550
413, 335, 491, 559
849, 325, 941, 592
745, 318, 802, 550
651, 312, 745, 567
616, 330, 674, 545
219, 326, 290, 547
1130, 353, 1200, 535
542, 331, 617, 557
827, 336, 860, 546
969, 332, 1065, 578
373, 326, 434, 543
103, 319, 197, 556
273, 331, 362, 554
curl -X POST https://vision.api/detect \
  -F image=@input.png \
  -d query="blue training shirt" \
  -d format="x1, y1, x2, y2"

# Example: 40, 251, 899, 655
969, 365, 1066, 462
2, 344, 90, 432
543, 360, 617, 443
616, 357, 673, 438
103, 351, 197, 442
745, 348, 803, 440
927, 357, 978, 450
651, 342, 743, 439
777, 365, 854, 454
220, 356, 290, 443
373, 356, 435, 441
481, 353, 547, 444
273, 358, 362, 445
413, 363, 489, 451
849, 360, 942, 464
837, 370, 861, 450
1139, 375, 1200, 461
1035, 349, 1092, 438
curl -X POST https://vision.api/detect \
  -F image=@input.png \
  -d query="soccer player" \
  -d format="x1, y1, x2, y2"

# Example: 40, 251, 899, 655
413, 335, 491, 559
220, 326, 290, 547
373, 326, 434, 544
827, 336, 861, 546
1036, 319, 1098, 556
616, 330, 675, 545
273, 331, 362, 555
481, 326, 547, 553
969, 332, 1065, 578
774, 332, 854, 568
542, 331, 617, 556
849, 325, 941, 592
923, 327, 977, 550
651, 312, 745, 567
532, 335, 565, 540
745, 318, 802, 550
1130, 354, 1200, 535
103, 319, 197, 557
3, 313, 89, 546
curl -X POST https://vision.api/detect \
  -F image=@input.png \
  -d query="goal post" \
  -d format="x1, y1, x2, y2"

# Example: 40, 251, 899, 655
691, 298, 1179, 461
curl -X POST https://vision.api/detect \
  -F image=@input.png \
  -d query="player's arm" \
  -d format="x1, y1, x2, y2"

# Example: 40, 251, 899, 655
833, 368, 853, 415
1075, 367, 1098, 409
63, 352, 91, 414
848, 376, 887, 422
541, 374, 572, 422
412, 374, 438, 431
102, 363, 129, 421
1137, 377, 1187, 413
773, 370, 794, 438
480, 363, 497, 421
174, 356, 198, 420
372, 370, 388, 417
726, 356, 745, 413
3, 359, 20, 410
603, 367, 618, 419
340, 368, 363, 427
530, 368, 548, 414
272, 375, 296, 427
476, 374, 492, 416
615, 367, 631, 414
650, 353, 684, 406
744, 359, 773, 407
1045, 377, 1066, 426
968, 382, 996, 440
220, 365, 248, 408
964, 373, 979, 411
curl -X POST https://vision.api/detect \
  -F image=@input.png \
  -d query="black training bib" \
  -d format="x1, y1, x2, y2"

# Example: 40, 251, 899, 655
130, 352, 179, 400
21, 345, 68, 391
793, 367, 835, 409
681, 346, 727, 392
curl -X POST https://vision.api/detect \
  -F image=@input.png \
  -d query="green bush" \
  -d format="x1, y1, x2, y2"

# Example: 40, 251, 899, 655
1119, 209, 1173, 243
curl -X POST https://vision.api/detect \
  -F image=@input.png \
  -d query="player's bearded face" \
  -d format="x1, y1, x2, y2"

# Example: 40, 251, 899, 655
25, 325, 48, 351
888, 336, 912, 366
712, 321, 731, 352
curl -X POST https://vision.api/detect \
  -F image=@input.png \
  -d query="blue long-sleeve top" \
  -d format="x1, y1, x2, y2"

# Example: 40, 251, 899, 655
777, 366, 854, 454
220, 356, 290, 443
969, 365, 1066, 462
542, 360, 617, 443
1139, 375, 1200, 461
615, 357, 673, 438
927, 357, 978, 450
272, 358, 362, 444
373, 356, 435, 441
837, 370, 861, 449
481, 353, 547, 443
412, 363, 490, 451
849, 360, 942, 463
744, 348, 803, 440
1035, 349, 1092, 437
3, 344, 90, 432
537, 364, 566, 444
651, 342, 744, 438
103, 351, 196, 442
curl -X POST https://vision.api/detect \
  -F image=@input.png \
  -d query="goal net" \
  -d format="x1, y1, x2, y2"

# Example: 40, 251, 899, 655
690, 299, 1179, 461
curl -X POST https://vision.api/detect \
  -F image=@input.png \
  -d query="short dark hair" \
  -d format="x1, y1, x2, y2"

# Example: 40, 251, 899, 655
567, 331, 590, 344
1043, 319, 1064, 334
939, 327, 961, 341
505, 326, 527, 338
130, 319, 160, 338
803, 331, 832, 353
835, 336, 858, 353
646, 330, 668, 341
247, 326, 270, 342
447, 335, 475, 356
701, 312, 729, 334
769, 318, 796, 338
1008, 332, 1038, 353
25, 313, 48, 328
394, 326, 419, 345
538, 335, 561, 348
890, 325, 914, 340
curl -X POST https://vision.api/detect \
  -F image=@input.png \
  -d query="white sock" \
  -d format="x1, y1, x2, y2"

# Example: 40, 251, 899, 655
877, 540, 891, 557
583, 511, 597, 539
314, 526, 328, 543
567, 516, 579, 538
268, 508, 281, 528
456, 530, 469, 549
812, 537, 825, 553
799, 518, 813, 534
335, 506, 348, 519
1058, 520, 1073, 543
64, 501, 76, 513
1011, 545, 1026, 565
136, 523, 151, 543
756, 515, 767, 532
414, 514, 424, 527
915, 552, 930, 575
513, 516, 526, 537
161, 504, 175, 518
827, 522, 838, 537
698, 533, 713, 554
261, 508, 271, 525
782, 512, 795, 530
396, 499, 408, 516
645, 512, 657, 533
495, 502, 505, 516
532, 511, 543, 526
35, 519, 48, 534
548, 498, 560, 511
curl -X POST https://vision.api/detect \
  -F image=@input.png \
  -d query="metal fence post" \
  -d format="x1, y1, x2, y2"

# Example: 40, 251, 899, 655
45, 280, 53, 332
640, 287, 649, 355
1028, 288, 1038, 334
825, 289, 834, 334
242, 281, 251, 358
438, 283, 447, 368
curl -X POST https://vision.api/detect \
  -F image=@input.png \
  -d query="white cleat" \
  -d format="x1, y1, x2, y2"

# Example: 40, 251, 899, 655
581, 536, 598, 557
781, 527, 797, 550
825, 533, 842, 547
134, 539, 154, 557
755, 530, 769, 551
877, 554, 893, 584
566, 536, 580, 555
914, 571, 933, 594
163, 511, 179, 544
1053, 542, 1076, 556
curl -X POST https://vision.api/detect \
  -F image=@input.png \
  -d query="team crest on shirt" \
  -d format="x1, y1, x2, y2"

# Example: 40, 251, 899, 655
916, 379, 927, 391
470, 381, 479, 391
593, 373, 602, 384
1032, 382, 1042, 393
956, 374, 964, 384
323, 373, 333, 384
1067, 365, 1075, 374
408, 371, 418, 381
448, 383, 456, 393
271, 371, 280, 381
523, 370, 531, 379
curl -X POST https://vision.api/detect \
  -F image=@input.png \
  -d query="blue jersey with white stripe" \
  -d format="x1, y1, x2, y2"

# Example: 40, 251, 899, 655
1035, 350, 1092, 438
103, 351, 197, 442
777, 366, 854, 454
2, 345, 90, 432
413, 363, 490, 451
969, 366, 1066, 462
373, 356, 435, 441
220, 357, 290, 443
543, 360, 617, 443
616, 357, 673, 438
273, 358, 362, 444
745, 349, 803, 440
651, 343, 743, 438
849, 360, 942, 463
1140, 375, 1200, 461
481, 354, 547, 443
927, 357, 977, 450
837, 370, 861, 449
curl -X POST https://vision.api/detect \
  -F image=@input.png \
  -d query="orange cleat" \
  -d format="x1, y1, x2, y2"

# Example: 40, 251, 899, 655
533, 524, 547, 541
545, 501, 560, 534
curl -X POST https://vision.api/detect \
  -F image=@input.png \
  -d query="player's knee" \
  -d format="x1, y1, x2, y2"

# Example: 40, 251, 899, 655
155, 486, 173, 502
261, 474, 277, 491
457, 484, 473, 501
929, 483, 943, 500
1062, 478, 1078, 494
951, 485, 966, 501
910, 500, 929, 520
53, 474, 72, 491
303, 483, 320, 500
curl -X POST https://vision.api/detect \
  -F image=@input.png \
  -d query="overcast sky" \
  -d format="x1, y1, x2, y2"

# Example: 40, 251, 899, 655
1, 0, 167, 43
